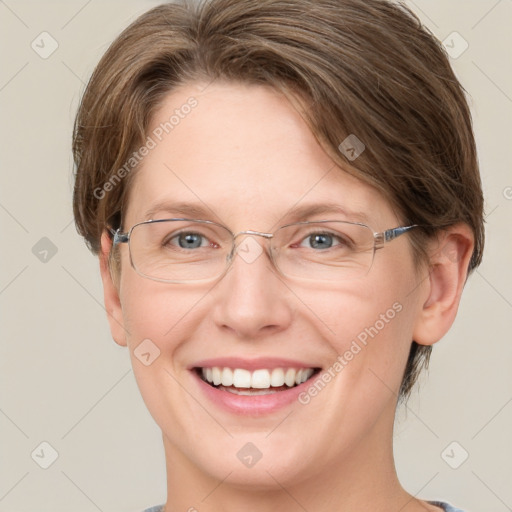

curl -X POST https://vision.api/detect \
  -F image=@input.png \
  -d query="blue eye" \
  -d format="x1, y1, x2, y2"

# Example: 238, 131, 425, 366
170, 232, 209, 249
307, 233, 335, 249
299, 232, 346, 250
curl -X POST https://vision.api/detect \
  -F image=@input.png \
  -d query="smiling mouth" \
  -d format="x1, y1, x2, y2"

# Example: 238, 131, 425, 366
196, 366, 321, 395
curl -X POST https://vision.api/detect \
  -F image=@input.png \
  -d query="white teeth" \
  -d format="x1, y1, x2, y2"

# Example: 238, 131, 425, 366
270, 368, 285, 387
200, 366, 316, 390
295, 368, 314, 385
284, 368, 296, 387
221, 367, 233, 386
302, 368, 314, 383
233, 368, 252, 388
212, 366, 222, 386
251, 369, 270, 389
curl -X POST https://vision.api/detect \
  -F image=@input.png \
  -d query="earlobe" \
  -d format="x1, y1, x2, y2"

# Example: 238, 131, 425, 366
99, 231, 128, 347
412, 224, 474, 346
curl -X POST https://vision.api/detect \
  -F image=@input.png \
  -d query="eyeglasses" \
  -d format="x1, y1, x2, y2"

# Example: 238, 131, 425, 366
110, 218, 417, 284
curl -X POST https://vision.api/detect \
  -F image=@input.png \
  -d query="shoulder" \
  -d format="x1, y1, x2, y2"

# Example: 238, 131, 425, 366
428, 501, 468, 512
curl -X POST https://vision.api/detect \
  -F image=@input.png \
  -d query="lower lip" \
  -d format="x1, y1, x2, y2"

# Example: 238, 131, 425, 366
192, 370, 315, 415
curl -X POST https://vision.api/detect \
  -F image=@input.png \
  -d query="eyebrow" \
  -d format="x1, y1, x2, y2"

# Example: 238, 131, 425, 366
283, 203, 370, 224
143, 201, 370, 225
144, 201, 215, 220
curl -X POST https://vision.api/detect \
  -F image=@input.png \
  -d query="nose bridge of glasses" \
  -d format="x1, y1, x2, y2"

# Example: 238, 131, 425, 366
231, 230, 274, 253
227, 230, 276, 267
233, 230, 274, 241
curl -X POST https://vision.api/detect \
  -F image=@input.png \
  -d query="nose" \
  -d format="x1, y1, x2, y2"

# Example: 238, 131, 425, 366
211, 235, 294, 340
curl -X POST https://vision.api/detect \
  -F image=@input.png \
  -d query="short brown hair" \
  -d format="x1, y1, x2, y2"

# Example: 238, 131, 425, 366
72, 0, 484, 399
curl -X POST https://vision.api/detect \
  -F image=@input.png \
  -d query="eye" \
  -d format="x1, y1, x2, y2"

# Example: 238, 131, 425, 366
300, 232, 343, 250
298, 231, 353, 252
167, 231, 211, 249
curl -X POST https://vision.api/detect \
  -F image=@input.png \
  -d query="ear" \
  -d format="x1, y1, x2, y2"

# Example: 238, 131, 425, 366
412, 223, 474, 346
99, 231, 128, 347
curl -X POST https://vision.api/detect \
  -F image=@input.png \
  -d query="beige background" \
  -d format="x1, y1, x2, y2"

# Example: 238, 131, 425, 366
0, 0, 511, 510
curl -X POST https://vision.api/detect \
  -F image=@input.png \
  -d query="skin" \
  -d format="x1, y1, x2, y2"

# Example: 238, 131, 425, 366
99, 81, 474, 512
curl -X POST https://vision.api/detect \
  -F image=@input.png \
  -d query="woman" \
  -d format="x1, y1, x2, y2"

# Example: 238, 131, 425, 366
72, 0, 484, 510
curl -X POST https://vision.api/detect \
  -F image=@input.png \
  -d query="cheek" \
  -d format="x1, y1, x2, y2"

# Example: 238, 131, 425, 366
118, 269, 197, 371
118, 278, 210, 432
119, 262, 203, 347
300, 276, 418, 395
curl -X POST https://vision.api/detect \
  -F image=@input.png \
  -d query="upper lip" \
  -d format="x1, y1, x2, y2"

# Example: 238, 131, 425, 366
190, 357, 321, 371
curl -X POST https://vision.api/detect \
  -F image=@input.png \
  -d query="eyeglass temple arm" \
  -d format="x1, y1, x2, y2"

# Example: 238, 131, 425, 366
109, 227, 129, 246
385, 225, 417, 241
374, 225, 417, 248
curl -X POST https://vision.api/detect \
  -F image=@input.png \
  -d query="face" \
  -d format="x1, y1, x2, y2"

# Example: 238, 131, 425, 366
105, 81, 430, 488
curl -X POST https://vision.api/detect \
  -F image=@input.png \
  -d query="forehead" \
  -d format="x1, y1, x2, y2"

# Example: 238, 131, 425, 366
125, 81, 395, 230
